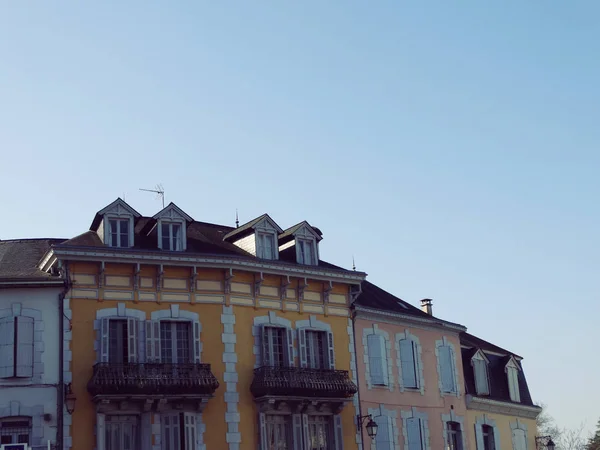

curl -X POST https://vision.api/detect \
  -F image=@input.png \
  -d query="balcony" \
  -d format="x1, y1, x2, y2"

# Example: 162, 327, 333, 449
87, 363, 219, 398
250, 366, 357, 400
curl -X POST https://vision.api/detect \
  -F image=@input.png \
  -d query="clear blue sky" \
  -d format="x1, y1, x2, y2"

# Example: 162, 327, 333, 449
1, 1, 598, 434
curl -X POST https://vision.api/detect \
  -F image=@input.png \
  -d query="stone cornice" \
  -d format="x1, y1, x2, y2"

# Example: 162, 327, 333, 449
354, 305, 467, 332
466, 395, 542, 419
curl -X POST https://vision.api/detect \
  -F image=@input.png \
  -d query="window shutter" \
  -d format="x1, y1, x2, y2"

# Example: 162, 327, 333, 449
380, 335, 389, 385
261, 325, 272, 367
193, 321, 201, 363
126, 318, 138, 363
292, 414, 303, 450
327, 331, 335, 370
508, 367, 520, 402
286, 327, 294, 367
302, 414, 310, 450
298, 328, 308, 368
406, 417, 423, 450
145, 320, 161, 363
474, 359, 489, 395
367, 334, 384, 385
513, 429, 526, 450
0, 317, 15, 378
400, 339, 417, 388
333, 414, 344, 450
15, 316, 34, 377
375, 417, 391, 450
259, 413, 268, 450
100, 318, 110, 363
183, 412, 196, 450
440, 346, 454, 392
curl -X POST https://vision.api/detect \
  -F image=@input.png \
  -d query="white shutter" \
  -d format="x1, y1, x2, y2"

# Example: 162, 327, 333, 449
302, 414, 310, 450
259, 413, 268, 450
333, 414, 344, 450
406, 417, 423, 450
508, 367, 520, 402
126, 318, 138, 363
184, 412, 196, 450
100, 318, 110, 363
400, 339, 417, 388
327, 331, 335, 369
440, 346, 454, 392
15, 316, 34, 377
474, 359, 489, 395
513, 429, 527, 450
0, 317, 15, 378
367, 334, 385, 385
145, 320, 161, 363
193, 321, 201, 363
286, 327, 294, 367
298, 328, 308, 368
375, 417, 391, 450
292, 414, 304, 450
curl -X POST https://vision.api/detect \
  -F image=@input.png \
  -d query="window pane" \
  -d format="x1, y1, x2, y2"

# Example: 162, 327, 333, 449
176, 322, 191, 363
109, 319, 128, 363
306, 331, 326, 369
161, 322, 173, 363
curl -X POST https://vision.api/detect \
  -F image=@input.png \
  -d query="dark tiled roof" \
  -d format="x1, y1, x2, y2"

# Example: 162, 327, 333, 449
0, 238, 66, 281
460, 333, 534, 406
63, 231, 103, 247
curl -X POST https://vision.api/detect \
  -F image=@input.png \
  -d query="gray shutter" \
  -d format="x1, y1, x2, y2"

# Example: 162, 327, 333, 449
0, 317, 15, 378
400, 339, 417, 388
380, 335, 389, 385
474, 359, 489, 395
184, 412, 196, 450
292, 414, 303, 450
375, 417, 391, 450
16, 316, 34, 377
193, 321, 201, 363
406, 417, 422, 450
327, 331, 335, 369
440, 346, 454, 392
298, 328, 307, 368
145, 321, 154, 362
302, 414, 310, 450
261, 325, 272, 366
127, 318, 138, 363
145, 320, 161, 363
367, 334, 384, 385
100, 317, 110, 362
333, 414, 344, 450
259, 412, 268, 450
286, 327, 294, 367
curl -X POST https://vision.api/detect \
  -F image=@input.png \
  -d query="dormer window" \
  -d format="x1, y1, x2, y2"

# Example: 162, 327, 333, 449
257, 232, 276, 260
153, 203, 192, 252
278, 221, 322, 266
91, 198, 140, 248
161, 222, 183, 251
471, 350, 490, 396
109, 218, 130, 248
505, 357, 521, 402
224, 214, 283, 260
297, 238, 315, 265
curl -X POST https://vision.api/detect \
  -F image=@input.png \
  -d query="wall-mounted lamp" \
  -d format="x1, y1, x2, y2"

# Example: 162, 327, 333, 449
65, 383, 77, 415
535, 436, 556, 450
357, 414, 378, 439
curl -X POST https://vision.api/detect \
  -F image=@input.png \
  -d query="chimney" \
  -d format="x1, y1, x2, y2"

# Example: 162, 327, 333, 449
420, 298, 433, 315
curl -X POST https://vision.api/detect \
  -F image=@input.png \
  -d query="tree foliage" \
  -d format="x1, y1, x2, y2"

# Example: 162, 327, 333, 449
586, 419, 600, 450
537, 403, 589, 450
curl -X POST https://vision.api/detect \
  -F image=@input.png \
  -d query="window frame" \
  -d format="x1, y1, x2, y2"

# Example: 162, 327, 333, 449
396, 331, 424, 393
446, 421, 463, 450
436, 338, 459, 396
159, 320, 193, 364
159, 221, 184, 251
161, 412, 196, 450
262, 325, 292, 368
506, 358, 521, 403
256, 231, 277, 260
296, 237, 316, 265
107, 217, 132, 248
0, 416, 32, 445
99, 317, 139, 364
0, 315, 35, 379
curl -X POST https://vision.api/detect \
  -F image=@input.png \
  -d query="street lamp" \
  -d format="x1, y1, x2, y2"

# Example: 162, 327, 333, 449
65, 383, 77, 415
357, 414, 378, 439
535, 436, 555, 450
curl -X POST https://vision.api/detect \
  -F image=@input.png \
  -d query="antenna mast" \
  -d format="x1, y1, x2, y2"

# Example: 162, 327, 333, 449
139, 184, 165, 208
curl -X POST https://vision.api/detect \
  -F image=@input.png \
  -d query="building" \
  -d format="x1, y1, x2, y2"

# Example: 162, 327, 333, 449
461, 332, 541, 450
0, 238, 67, 449
354, 281, 469, 450
37, 198, 365, 450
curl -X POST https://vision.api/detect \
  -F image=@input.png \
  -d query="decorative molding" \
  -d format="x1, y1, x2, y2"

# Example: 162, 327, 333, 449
63, 297, 73, 449
221, 305, 241, 449
224, 269, 234, 294
347, 319, 362, 449
362, 324, 394, 391
466, 395, 542, 419
254, 273, 264, 298
441, 410, 466, 450
400, 407, 431, 450
395, 330, 425, 395
368, 405, 400, 450
280, 276, 291, 301
434, 337, 461, 397
354, 305, 466, 332
323, 281, 333, 304
475, 414, 501, 450
297, 278, 308, 302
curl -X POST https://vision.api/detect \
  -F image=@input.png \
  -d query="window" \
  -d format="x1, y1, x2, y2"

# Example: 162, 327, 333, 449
305, 331, 326, 369
297, 239, 315, 265
406, 417, 424, 450
438, 344, 457, 394
512, 428, 527, 450
482, 425, 496, 450
161, 222, 182, 251
374, 416, 392, 450
257, 232, 276, 260
446, 422, 463, 450
473, 354, 490, 396
262, 326, 292, 367
399, 339, 418, 389
367, 334, 388, 386
160, 321, 192, 364
307, 416, 331, 450
507, 364, 520, 402
162, 413, 196, 450
106, 415, 138, 450
99, 318, 138, 363
109, 218, 130, 248
0, 316, 34, 378
0, 417, 31, 445
265, 415, 291, 450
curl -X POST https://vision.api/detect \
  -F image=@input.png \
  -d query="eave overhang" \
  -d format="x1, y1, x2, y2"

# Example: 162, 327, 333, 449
353, 305, 467, 332
466, 395, 542, 419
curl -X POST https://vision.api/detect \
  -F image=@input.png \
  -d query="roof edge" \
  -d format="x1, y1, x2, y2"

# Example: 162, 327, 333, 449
353, 304, 467, 331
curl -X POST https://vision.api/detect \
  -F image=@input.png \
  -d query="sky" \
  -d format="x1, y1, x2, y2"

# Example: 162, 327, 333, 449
1, 1, 599, 435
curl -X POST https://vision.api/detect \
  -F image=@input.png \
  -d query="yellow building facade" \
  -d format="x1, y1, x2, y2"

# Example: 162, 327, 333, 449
41, 199, 365, 450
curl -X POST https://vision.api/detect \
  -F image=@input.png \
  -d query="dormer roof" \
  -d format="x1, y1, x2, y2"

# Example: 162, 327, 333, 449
505, 355, 521, 371
223, 214, 283, 242
471, 348, 490, 364
278, 221, 323, 245
90, 198, 141, 231
152, 202, 193, 222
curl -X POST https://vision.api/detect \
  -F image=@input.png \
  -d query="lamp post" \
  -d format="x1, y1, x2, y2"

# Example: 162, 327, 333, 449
357, 414, 378, 440
65, 383, 77, 415
535, 436, 556, 450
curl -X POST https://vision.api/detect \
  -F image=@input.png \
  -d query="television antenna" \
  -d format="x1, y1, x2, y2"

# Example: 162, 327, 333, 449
139, 184, 165, 208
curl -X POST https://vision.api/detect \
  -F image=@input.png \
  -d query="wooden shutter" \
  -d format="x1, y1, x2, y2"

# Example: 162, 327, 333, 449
440, 346, 454, 392
406, 417, 422, 450
400, 339, 417, 388
333, 414, 344, 450
292, 414, 303, 450
286, 327, 294, 367
193, 321, 201, 363
145, 320, 161, 363
367, 334, 384, 385
327, 331, 335, 369
302, 414, 310, 450
259, 413, 268, 450
15, 316, 34, 377
126, 318, 138, 363
298, 328, 308, 368
508, 367, 520, 402
261, 325, 272, 366
375, 417, 391, 450
513, 429, 526, 450
99, 318, 110, 363
183, 412, 196, 450
474, 359, 489, 395
0, 317, 15, 378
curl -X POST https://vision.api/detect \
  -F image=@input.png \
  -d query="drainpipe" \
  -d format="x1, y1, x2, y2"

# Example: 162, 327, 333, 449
351, 304, 365, 450
57, 267, 71, 450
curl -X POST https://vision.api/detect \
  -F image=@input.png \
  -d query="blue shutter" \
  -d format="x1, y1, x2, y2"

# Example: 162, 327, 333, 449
0, 317, 15, 378
406, 417, 423, 450
15, 316, 34, 377
400, 339, 417, 388
292, 414, 303, 450
126, 318, 138, 363
302, 414, 310, 450
145, 320, 161, 363
286, 327, 295, 367
298, 328, 308, 368
440, 346, 454, 392
474, 359, 489, 395
333, 414, 344, 450
367, 334, 384, 385
193, 320, 201, 363
375, 417, 391, 450
327, 331, 335, 369
100, 318, 110, 362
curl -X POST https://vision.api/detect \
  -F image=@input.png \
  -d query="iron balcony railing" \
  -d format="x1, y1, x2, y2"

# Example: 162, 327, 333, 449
87, 363, 219, 397
250, 366, 357, 399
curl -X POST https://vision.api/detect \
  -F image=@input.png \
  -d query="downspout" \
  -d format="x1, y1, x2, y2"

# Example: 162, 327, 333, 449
350, 297, 365, 450
57, 265, 71, 450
